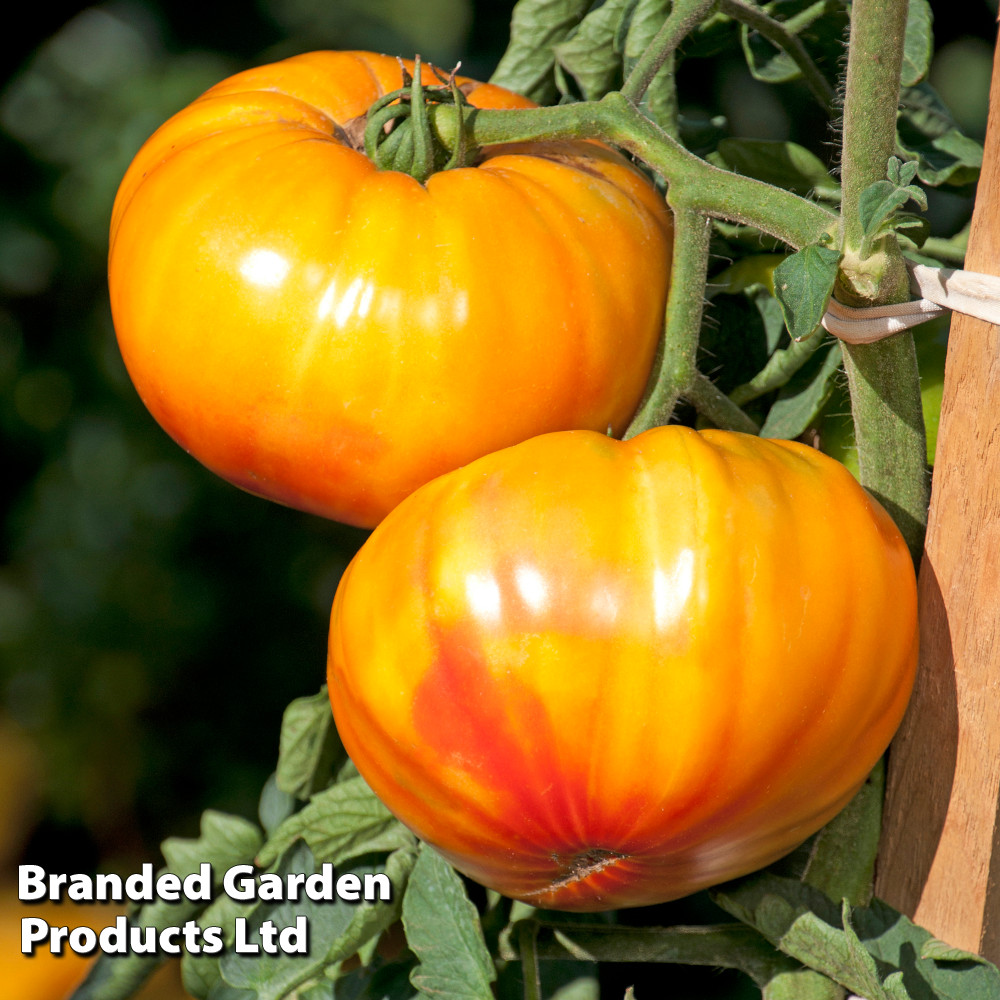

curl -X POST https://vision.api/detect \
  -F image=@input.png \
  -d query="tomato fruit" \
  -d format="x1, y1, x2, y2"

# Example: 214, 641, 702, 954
328, 426, 918, 911
108, 51, 672, 527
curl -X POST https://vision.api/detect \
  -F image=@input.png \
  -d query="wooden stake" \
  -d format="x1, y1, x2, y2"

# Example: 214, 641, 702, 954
876, 25, 1000, 959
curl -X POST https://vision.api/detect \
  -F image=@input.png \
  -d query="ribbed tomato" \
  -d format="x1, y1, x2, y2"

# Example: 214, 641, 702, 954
327, 427, 918, 911
108, 51, 672, 527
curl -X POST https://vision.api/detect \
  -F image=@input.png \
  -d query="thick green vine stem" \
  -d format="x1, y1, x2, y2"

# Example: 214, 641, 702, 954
837, 0, 929, 559
427, 96, 836, 248
620, 0, 718, 106
624, 205, 759, 435
626, 207, 711, 434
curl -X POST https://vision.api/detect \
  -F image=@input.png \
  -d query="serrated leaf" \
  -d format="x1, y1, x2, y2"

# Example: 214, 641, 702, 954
773, 243, 840, 343
713, 872, 1000, 1000
840, 902, 909, 1000
891, 156, 919, 187
70, 812, 263, 1000
161, 811, 265, 876
276, 687, 341, 800
490, 0, 594, 102
257, 775, 415, 869
403, 843, 496, 1000
901, 0, 933, 87
857, 181, 920, 240
183, 892, 254, 999
716, 139, 840, 200
897, 82, 984, 187
760, 339, 841, 438
219, 843, 414, 1000
553, 0, 631, 100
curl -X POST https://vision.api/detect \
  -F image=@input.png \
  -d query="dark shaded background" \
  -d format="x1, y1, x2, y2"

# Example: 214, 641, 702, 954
1, 1, 997, 995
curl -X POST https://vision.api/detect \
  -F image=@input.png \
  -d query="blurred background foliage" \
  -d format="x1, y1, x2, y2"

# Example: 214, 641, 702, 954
0, 0, 997, 994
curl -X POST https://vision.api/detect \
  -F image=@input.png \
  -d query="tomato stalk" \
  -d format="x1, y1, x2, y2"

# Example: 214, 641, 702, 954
365, 57, 475, 182
428, 96, 836, 250
619, 0, 716, 111
626, 205, 759, 436
836, 0, 929, 560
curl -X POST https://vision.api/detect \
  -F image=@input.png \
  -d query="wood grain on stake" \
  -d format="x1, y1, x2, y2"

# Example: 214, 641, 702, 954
875, 27, 1000, 958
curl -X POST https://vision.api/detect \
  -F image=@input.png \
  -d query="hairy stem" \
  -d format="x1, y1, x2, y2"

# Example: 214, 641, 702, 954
621, 0, 718, 105
517, 922, 542, 1000
837, 0, 929, 559
429, 97, 836, 248
626, 207, 713, 435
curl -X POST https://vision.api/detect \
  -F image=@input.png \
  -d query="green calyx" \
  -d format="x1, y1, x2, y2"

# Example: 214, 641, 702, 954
364, 56, 474, 183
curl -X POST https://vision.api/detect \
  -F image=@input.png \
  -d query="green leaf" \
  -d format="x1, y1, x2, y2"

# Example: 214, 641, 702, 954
921, 939, 993, 965
490, 0, 594, 103
549, 975, 601, 1000
857, 176, 927, 243
901, 0, 933, 87
762, 967, 846, 1000
757, 293, 787, 354
773, 243, 841, 343
70, 811, 263, 1000
708, 253, 785, 298
739, 0, 831, 85
206, 985, 256, 1000
259, 773, 297, 839
839, 902, 913, 1000
219, 843, 415, 1000
760, 339, 841, 439
713, 872, 1000, 1000
160, 811, 264, 875
183, 892, 254, 999
257, 775, 415, 869
897, 82, 984, 187
275, 686, 341, 800
403, 843, 496, 1000
553, 0, 631, 100
715, 139, 841, 200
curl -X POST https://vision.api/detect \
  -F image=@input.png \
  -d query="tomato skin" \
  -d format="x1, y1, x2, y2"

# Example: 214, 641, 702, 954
108, 51, 672, 527
327, 426, 918, 911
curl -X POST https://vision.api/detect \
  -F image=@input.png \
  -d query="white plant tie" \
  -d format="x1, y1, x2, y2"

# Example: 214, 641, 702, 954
820, 263, 1000, 344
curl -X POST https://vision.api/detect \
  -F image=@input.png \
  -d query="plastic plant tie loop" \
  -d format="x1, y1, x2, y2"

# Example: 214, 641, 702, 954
820, 263, 1000, 343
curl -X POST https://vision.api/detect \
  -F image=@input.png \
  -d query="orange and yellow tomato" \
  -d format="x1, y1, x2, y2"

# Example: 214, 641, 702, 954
328, 427, 918, 910
108, 51, 672, 527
